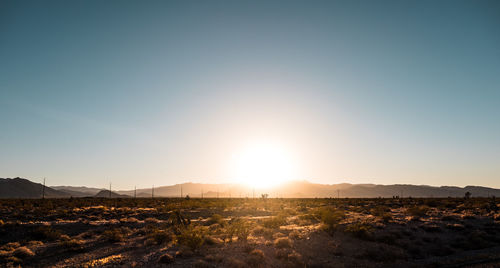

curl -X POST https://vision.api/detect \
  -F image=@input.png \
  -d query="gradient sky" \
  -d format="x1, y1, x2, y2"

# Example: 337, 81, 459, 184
1, 0, 499, 189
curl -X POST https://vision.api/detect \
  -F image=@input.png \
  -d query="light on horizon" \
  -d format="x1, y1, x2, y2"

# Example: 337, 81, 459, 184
230, 141, 298, 189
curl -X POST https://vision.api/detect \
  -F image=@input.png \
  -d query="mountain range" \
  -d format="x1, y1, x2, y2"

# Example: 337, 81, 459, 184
1, 177, 499, 199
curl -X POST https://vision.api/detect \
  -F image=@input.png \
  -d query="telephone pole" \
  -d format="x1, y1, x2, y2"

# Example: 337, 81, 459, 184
134, 186, 137, 199
152, 185, 154, 199
181, 185, 183, 198
201, 188, 203, 199
42, 178, 46, 199
109, 182, 112, 198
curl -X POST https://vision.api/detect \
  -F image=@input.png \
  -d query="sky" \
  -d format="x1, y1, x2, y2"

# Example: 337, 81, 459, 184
1, 0, 499, 189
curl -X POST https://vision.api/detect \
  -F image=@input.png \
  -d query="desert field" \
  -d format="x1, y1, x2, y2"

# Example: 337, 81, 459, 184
0, 197, 499, 267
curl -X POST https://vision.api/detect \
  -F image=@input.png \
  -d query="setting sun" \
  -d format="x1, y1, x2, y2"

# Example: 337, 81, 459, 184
230, 141, 297, 188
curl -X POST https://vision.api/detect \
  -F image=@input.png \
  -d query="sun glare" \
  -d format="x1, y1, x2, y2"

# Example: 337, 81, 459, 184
231, 141, 297, 188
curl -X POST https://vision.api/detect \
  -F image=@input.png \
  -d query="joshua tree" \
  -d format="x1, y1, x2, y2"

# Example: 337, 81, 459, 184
464, 191, 471, 199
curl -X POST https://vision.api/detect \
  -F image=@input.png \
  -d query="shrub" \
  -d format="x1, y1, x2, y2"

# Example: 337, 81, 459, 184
101, 228, 126, 242
13, 247, 35, 259
274, 237, 292, 249
227, 218, 251, 242
345, 223, 373, 240
148, 229, 173, 245
207, 214, 224, 226
158, 253, 174, 264
247, 249, 265, 266
176, 226, 204, 250
317, 208, 345, 232
226, 257, 246, 268
407, 206, 429, 218
252, 226, 274, 239
144, 217, 160, 224
262, 214, 287, 229
31, 226, 62, 241
204, 235, 223, 245
289, 230, 301, 240
60, 239, 84, 252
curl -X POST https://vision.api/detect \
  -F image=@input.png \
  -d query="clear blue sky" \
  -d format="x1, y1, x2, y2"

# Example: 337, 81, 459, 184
1, 0, 499, 189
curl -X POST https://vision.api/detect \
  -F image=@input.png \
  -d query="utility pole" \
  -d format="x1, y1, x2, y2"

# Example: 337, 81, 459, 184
109, 182, 112, 198
337, 189, 339, 199
253, 188, 255, 199
152, 185, 154, 199
134, 186, 137, 199
181, 185, 183, 198
217, 188, 219, 199
41, 178, 46, 199
201, 188, 203, 199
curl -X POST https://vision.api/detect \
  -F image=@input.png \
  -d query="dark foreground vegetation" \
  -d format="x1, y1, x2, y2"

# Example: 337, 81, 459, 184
0, 197, 499, 267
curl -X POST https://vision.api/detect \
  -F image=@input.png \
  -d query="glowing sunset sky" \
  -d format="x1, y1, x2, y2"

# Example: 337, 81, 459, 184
1, 1, 499, 189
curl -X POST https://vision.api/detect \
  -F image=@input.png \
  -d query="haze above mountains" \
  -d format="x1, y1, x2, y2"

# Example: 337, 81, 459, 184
1, 177, 499, 199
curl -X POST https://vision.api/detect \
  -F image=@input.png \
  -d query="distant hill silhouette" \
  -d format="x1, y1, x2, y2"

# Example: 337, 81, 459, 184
94, 190, 130, 198
52, 186, 104, 197
116, 180, 500, 198
0, 177, 68, 198
1, 178, 499, 198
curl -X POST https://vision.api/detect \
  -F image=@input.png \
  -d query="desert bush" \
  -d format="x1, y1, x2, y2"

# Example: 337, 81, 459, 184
227, 218, 251, 242
13, 247, 34, 259
101, 228, 128, 242
226, 256, 247, 268
204, 235, 223, 245
60, 239, 84, 252
247, 249, 265, 266
289, 230, 301, 240
262, 214, 287, 229
207, 214, 224, 226
144, 217, 160, 224
31, 226, 62, 241
147, 229, 173, 245
158, 253, 174, 264
27, 240, 43, 247
317, 208, 345, 232
407, 206, 429, 218
274, 237, 292, 249
252, 226, 274, 240
176, 226, 205, 250
1, 242, 20, 251
345, 223, 373, 240
287, 251, 304, 266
